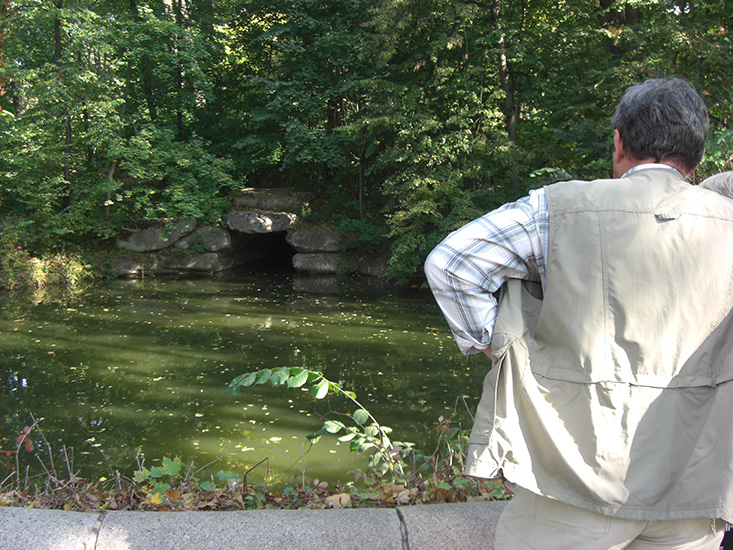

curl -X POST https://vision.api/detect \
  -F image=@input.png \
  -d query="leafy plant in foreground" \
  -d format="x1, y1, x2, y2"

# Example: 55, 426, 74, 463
228, 367, 418, 481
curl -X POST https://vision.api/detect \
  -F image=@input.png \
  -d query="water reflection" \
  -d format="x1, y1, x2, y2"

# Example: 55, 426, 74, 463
0, 267, 486, 486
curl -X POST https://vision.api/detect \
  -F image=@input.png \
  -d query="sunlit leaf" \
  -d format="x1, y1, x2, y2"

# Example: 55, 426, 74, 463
288, 370, 309, 388
147, 492, 164, 505
152, 482, 171, 494
270, 367, 290, 385
240, 372, 258, 387
323, 420, 343, 434
255, 370, 271, 384
353, 409, 369, 424
364, 426, 379, 438
133, 468, 151, 483
307, 426, 328, 443
311, 379, 329, 399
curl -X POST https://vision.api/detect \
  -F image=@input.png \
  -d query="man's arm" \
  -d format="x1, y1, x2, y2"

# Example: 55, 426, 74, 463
424, 189, 548, 356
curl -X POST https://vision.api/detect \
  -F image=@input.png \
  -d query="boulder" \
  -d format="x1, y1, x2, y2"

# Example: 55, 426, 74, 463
174, 227, 231, 252
158, 250, 259, 273
291, 253, 348, 274
231, 188, 312, 212
99, 257, 152, 278
358, 251, 391, 278
227, 211, 297, 234
116, 219, 196, 252
286, 226, 355, 253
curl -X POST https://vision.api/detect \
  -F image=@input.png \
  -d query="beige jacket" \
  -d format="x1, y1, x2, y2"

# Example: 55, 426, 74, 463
465, 169, 733, 521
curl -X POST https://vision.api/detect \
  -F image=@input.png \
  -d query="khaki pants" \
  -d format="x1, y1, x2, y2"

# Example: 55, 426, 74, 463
496, 488, 726, 550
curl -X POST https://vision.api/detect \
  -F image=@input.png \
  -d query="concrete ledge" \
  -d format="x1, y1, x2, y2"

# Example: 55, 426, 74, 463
0, 507, 103, 550
399, 501, 505, 550
0, 501, 508, 550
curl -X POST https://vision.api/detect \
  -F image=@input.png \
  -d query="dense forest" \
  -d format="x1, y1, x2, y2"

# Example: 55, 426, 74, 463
1, 0, 732, 281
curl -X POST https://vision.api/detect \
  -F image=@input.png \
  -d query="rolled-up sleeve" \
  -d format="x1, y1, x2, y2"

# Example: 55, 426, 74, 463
424, 189, 547, 355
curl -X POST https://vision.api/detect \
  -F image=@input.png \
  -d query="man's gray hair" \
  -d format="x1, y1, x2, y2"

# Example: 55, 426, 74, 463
612, 77, 709, 173
700, 171, 733, 199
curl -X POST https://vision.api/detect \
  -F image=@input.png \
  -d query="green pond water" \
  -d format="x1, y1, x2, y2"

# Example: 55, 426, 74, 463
0, 266, 487, 487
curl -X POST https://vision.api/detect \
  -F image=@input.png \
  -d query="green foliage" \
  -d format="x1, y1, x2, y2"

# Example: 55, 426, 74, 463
111, 125, 235, 224
338, 216, 388, 254
697, 128, 733, 181
229, 367, 418, 480
0, 0, 234, 249
2, 0, 733, 282
0, 245, 94, 294
132, 455, 241, 503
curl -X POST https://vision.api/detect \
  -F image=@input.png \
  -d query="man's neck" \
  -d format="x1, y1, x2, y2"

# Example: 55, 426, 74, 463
616, 159, 690, 179
620, 163, 684, 179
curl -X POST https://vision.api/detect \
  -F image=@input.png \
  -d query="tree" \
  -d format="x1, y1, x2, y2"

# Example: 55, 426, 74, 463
0, 0, 235, 249
1, 0, 731, 280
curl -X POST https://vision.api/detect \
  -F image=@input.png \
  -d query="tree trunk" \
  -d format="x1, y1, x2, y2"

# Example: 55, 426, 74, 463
0, 0, 7, 108
597, 0, 642, 58
173, 0, 185, 139
105, 63, 132, 216
54, 0, 73, 210
491, 0, 517, 145
130, 0, 158, 122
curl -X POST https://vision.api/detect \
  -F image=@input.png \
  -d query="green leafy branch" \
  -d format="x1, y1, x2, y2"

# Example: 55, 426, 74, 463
228, 367, 415, 480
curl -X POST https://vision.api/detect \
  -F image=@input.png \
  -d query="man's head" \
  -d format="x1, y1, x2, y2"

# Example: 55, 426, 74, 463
611, 77, 709, 177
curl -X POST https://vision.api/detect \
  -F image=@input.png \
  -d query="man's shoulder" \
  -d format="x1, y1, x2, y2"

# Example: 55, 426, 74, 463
543, 177, 621, 212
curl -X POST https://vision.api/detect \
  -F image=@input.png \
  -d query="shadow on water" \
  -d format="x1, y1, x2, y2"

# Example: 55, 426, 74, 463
0, 262, 488, 486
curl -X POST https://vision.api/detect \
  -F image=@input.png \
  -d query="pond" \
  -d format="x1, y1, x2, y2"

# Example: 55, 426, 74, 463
0, 265, 487, 487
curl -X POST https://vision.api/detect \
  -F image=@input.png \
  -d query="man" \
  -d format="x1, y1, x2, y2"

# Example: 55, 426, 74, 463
425, 77, 733, 549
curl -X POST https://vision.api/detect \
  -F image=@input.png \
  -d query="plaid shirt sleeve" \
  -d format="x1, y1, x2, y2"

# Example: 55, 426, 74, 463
424, 188, 548, 355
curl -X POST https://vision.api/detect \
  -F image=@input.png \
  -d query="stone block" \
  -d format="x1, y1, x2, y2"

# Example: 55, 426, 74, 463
227, 211, 297, 234
0, 508, 102, 550
174, 227, 231, 252
96, 508, 403, 550
358, 250, 391, 277
399, 501, 508, 550
116, 219, 196, 252
286, 226, 354, 253
231, 188, 312, 212
292, 252, 347, 274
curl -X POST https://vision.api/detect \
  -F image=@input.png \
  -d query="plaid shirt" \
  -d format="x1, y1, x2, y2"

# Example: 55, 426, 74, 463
425, 188, 548, 355
424, 165, 683, 355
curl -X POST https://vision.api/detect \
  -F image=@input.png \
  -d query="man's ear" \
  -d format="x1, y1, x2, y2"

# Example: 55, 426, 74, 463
613, 129, 625, 164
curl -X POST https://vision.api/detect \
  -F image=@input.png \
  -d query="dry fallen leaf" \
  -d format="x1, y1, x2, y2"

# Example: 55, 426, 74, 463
324, 493, 351, 509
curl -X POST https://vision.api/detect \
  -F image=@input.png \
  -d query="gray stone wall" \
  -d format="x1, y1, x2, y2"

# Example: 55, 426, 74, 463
100, 188, 391, 279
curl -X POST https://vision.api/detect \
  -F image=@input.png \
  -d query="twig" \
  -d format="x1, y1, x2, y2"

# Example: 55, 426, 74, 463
30, 413, 57, 480
14, 419, 39, 489
88, 440, 115, 479
61, 446, 76, 483
242, 457, 269, 492
362, 363, 381, 425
